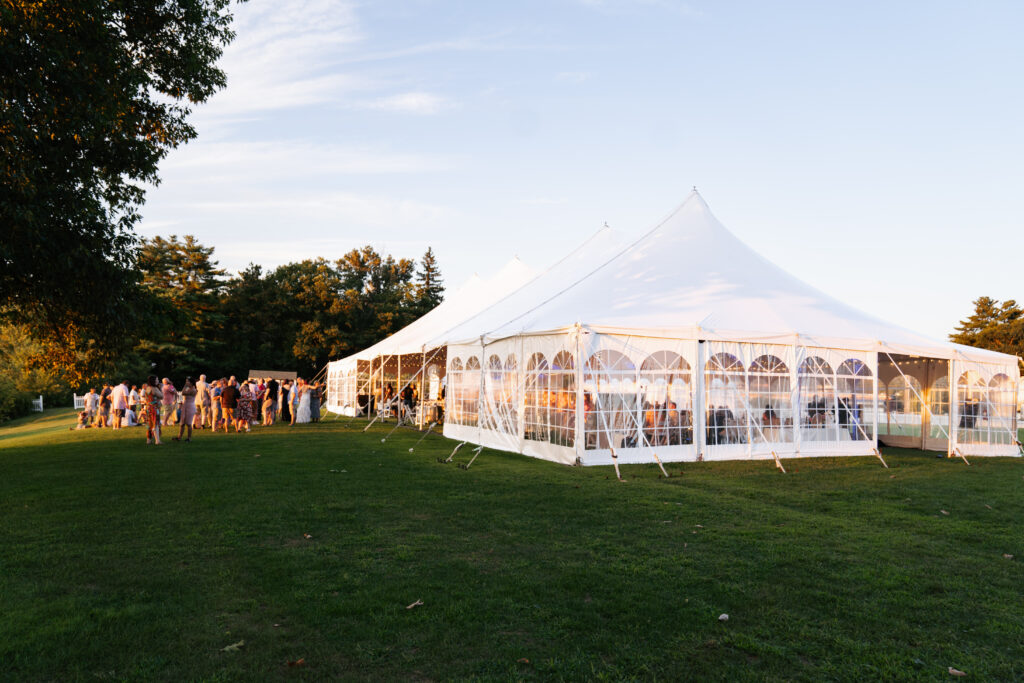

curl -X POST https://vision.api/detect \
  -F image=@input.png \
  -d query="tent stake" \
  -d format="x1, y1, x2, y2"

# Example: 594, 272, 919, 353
381, 414, 407, 442
873, 448, 888, 468
772, 450, 786, 474
459, 445, 484, 470
362, 413, 382, 432
440, 441, 466, 463
652, 453, 670, 478
409, 422, 436, 452
953, 448, 970, 466
611, 449, 624, 482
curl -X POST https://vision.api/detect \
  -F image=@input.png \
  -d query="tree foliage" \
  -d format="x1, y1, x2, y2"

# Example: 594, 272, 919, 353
414, 246, 445, 315
84, 236, 445, 387
950, 297, 1024, 368
0, 0, 238, 376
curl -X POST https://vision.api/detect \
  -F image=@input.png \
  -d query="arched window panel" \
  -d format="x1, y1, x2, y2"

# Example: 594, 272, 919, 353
458, 357, 480, 427
748, 354, 793, 444
956, 371, 988, 444
835, 359, 873, 441
928, 375, 950, 439
639, 351, 693, 447
583, 350, 637, 451
986, 373, 1016, 445
543, 350, 576, 448
486, 352, 518, 436
447, 358, 464, 424
524, 353, 550, 443
798, 355, 837, 442
704, 352, 748, 447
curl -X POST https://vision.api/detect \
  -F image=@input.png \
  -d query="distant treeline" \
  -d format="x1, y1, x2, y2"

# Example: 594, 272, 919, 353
0, 236, 444, 421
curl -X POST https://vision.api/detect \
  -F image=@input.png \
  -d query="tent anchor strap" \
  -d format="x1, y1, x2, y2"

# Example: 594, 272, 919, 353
771, 451, 786, 474
652, 453, 670, 478
952, 448, 970, 466
440, 441, 466, 463
409, 422, 436, 452
610, 449, 624, 482
459, 446, 484, 470
874, 448, 888, 469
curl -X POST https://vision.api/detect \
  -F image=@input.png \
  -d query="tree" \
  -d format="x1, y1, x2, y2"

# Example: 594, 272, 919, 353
414, 247, 445, 315
950, 297, 1024, 368
0, 1, 238, 377
136, 235, 226, 378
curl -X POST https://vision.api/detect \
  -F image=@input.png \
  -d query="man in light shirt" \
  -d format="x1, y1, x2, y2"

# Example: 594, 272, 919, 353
195, 374, 211, 428
109, 380, 129, 429
84, 388, 99, 421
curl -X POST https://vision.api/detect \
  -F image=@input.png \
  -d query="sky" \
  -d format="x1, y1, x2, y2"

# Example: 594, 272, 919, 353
139, 0, 1024, 341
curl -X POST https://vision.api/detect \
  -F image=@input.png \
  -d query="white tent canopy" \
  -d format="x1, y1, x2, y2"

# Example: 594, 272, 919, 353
441, 191, 1020, 464
472, 192, 1007, 363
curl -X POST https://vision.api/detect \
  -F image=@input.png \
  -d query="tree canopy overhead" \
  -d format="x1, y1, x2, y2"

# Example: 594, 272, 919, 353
0, 0, 239, 378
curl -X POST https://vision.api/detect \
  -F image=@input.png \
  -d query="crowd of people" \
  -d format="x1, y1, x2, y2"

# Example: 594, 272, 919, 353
74, 375, 325, 444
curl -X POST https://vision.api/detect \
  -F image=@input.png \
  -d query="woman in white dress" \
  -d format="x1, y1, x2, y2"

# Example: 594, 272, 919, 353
294, 379, 312, 424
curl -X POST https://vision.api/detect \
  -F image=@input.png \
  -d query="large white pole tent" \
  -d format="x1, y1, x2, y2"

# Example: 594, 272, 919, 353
437, 191, 1020, 465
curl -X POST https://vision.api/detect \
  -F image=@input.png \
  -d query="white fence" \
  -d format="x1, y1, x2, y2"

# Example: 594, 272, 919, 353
73, 393, 86, 410
31, 395, 43, 412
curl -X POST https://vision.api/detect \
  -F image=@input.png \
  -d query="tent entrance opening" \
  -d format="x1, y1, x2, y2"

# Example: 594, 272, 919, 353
877, 354, 949, 452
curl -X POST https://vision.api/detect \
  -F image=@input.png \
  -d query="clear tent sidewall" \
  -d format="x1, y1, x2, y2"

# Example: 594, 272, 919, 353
443, 330, 1020, 465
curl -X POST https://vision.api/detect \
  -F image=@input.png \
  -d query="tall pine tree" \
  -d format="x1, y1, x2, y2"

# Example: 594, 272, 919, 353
414, 247, 445, 315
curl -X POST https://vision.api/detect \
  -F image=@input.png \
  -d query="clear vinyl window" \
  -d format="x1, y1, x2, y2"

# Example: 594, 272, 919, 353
705, 352, 748, 446
836, 359, 873, 441
748, 354, 792, 443
639, 351, 693, 447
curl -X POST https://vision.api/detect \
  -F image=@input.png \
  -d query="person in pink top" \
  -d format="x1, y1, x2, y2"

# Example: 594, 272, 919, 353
161, 378, 178, 426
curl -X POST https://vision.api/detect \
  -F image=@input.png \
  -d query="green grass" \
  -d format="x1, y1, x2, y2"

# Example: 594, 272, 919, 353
1, 409, 1022, 681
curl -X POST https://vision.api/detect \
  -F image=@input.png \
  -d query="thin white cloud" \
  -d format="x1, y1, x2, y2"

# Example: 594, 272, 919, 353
200, 0, 364, 118
356, 92, 453, 115
161, 140, 451, 179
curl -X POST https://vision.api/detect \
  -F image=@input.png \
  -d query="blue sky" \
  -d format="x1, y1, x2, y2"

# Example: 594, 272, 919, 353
140, 0, 1023, 340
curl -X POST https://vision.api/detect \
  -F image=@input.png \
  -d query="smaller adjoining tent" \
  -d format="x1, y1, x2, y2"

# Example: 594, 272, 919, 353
438, 191, 1020, 465
325, 257, 536, 417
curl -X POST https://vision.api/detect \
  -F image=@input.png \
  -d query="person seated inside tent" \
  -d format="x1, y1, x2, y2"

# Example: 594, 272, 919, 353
762, 403, 780, 427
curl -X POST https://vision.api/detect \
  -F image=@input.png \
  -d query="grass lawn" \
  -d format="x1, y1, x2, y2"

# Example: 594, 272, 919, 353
1, 409, 1022, 681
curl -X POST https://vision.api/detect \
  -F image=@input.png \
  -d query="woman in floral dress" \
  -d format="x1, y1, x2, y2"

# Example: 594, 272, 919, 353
142, 375, 163, 445
235, 381, 255, 433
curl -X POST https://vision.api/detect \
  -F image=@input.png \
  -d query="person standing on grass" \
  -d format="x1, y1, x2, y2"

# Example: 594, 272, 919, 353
142, 376, 163, 444
220, 377, 238, 433
174, 378, 198, 442
195, 374, 211, 429
309, 381, 321, 423
160, 378, 177, 426
95, 384, 111, 428
263, 377, 278, 426
129, 384, 141, 417
235, 381, 254, 433
210, 379, 223, 431
109, 380, 129, 429
83, 387, 99, 422
280, 380, 291, 423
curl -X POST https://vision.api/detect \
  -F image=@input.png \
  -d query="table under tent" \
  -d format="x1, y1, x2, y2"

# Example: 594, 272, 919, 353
324, 258, 537, 421
436, 191, 1019, 465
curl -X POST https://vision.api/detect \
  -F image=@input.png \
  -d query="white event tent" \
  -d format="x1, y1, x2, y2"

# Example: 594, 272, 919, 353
438, 191, 1020, 465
